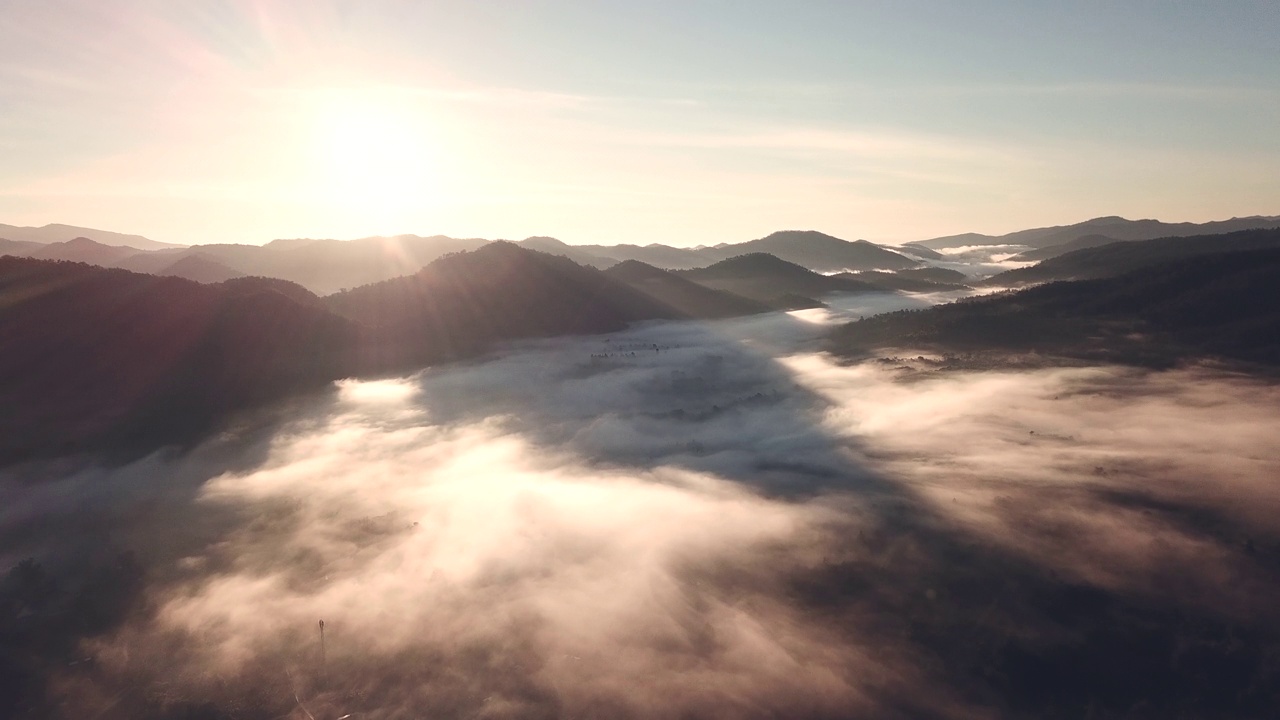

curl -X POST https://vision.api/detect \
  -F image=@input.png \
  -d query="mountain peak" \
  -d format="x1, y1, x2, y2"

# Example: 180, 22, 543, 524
520, 236, 570, 249
758, 229, 841, 243
64, 236, 104, 246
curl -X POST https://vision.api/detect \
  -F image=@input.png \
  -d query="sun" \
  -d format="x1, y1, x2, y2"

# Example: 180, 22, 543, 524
307, 92, 442, 221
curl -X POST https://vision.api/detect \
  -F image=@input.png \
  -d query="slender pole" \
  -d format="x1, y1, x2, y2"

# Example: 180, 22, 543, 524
318, 619, 327, 677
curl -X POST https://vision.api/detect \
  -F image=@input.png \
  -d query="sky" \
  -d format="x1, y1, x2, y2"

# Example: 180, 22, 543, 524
2, 0, 1278, 247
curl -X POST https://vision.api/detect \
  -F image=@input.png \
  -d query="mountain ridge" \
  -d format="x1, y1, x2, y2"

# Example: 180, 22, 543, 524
912, 215, 1280, 251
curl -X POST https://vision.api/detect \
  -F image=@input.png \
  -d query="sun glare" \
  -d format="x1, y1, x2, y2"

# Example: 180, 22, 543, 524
308, 92, 442, 221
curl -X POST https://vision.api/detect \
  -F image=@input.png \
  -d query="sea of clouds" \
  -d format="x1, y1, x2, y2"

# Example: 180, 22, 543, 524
3, 292, 1278, 718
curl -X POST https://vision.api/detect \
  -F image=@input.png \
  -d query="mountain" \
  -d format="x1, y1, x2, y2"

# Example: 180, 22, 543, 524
248, 234, 493, 294
985, 228, 1280, 287
157, 253, 246, 284
830, 247, 1280, 368
894, 244, 946, 261
898, 266, 970, 283
604, 260, 773, 318
907, 232, 995, 250
676, 253, 879, 306
0, 225, 919, 290
913, 215, 1280, 251
32, 237, 145, 265
704, 230, 918, 272
578, 243, 721, 270
0, 238, 43, 256
834, 270, 968, 293
0, 258, 355, 464
1008, 234, 1121, 262
0, 223, 181, 250
516, 236, 620, 269
326, 242, 682, 367
113, 235, 492, 295
0, 245, 703, 465
524, 231, 920, 273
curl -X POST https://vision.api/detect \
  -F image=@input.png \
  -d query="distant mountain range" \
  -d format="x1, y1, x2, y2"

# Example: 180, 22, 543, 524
604, 260, 775, 318
0, 223, 182, 250
1007, 234, 1121, 262
985, 228, 1280, 287
833, 270, 968, 293
830, 246, 1280, 369
910, 215, 1280, 252
8, 216, 1280, 463
676, 253, 880, 307
0, 226, 920, 294
3, 242, 890, 464
7, 215, 1280, 296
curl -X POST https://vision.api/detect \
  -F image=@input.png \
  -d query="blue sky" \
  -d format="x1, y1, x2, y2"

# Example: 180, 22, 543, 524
2, 0, 1277, 245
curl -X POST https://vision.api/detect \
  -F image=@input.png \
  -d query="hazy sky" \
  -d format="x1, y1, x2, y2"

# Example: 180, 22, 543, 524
2, 1, 1278, 246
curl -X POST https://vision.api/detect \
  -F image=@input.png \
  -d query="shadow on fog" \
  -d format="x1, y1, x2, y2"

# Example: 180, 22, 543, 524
3, 290, 1280, 719
399, 290, 959, 499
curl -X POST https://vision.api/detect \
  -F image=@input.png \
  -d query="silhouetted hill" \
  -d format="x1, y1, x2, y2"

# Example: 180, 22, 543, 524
0, 258, 355, 464
221, 276, 324, 306
113, 235, 492, 294
157, 253, 245, 283
986, 228, 1280, 287
516, 236, 620, 269
677, 253, 880, 305
579, 243, 721, 270
898, 266, 969, 283
0, 245, 701, 465
915, 215, 1280, 250
262, 237, 324, 251
0, 238, 42, 256
114, 244, 252, 275
0, 223, 180, 250
604, 260, 773, 318
327, 243, 682, 367
895, 244, 946, 261
830, 248, 1280, 367
1008, 234, 1120, 262
526, 231, 919, 273
31, 237, 144, 265
908, 232, 994, 250
0, 224, 937, 290
244, 234, 493, 294
704, 230, 918, 272
834, 270, 968, 293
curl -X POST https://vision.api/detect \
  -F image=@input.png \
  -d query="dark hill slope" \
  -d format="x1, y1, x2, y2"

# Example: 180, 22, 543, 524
157, 253, 245, 283
223, 234, 492, 294
516, 236, 619, 269
677, 253, 879, 305
0, 245, 687, 465
580, 243, 720, 270
831, 248, 1280, 367
32, 237, 143, 265
0, 259, 355, 463
113, 235, 492, 295
0, 223, 179, 250
898, 266, 969, 283
1008, 234, 1120, 262
834, 270, 968, 293
710, 230, 918, 272
895, 243, 946, 261
986, 228, 1280, 287
916, 215, 1280, 251
0, 238, 44, 256
604, 260, 773, 318
326, 242, 682, 366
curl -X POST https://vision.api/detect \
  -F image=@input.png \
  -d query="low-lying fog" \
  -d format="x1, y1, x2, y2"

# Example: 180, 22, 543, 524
3, 290, 1279, 719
